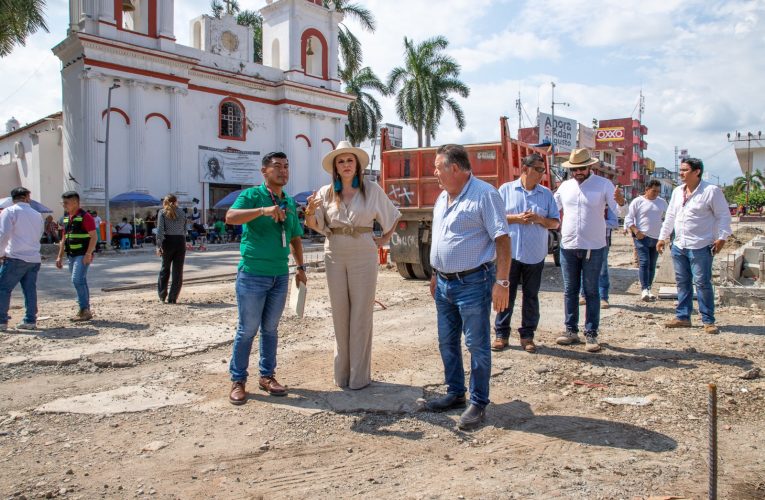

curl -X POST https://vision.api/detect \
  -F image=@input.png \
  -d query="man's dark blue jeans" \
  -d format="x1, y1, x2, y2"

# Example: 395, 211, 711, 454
435, 263, 494, 409
494, 258, 545, 340
560, 247, 606, 336
0, 258, 40, 325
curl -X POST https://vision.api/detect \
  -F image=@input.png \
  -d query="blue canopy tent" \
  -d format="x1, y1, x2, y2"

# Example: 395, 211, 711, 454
293, 191, 313, 206
214, 190, 242, 209
109, 191, 162, 247
0, 197, 52, 213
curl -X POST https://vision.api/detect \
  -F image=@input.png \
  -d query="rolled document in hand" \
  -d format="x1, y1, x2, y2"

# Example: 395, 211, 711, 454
290, 281, 307, 318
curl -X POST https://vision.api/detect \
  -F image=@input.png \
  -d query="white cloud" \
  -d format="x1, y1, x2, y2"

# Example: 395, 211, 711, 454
449, 30, 559, 72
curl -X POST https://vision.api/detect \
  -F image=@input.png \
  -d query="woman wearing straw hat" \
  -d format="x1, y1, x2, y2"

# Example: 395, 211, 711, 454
304, 141, 401, 389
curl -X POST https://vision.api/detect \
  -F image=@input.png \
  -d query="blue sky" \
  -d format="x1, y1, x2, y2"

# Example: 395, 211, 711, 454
2, 0, 764, 183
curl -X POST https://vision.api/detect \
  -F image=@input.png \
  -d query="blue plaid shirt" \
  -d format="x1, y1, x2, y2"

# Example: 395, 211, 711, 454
498, 179, 559, 265
430, 175, 509, 274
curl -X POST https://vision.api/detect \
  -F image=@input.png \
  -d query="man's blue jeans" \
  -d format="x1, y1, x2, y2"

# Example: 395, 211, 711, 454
0, 258, 40, 324
561, 247, 606, 335
67, 255, 90, 310
580, 245, 610, 301
435, 263, 494, 409
634, 236, 659, 290
671, 244, 715, 325
229, 271, 289, 382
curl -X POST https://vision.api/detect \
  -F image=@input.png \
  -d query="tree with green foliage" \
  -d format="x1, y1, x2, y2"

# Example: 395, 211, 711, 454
0, 0, 49, 57
344, 67, 387, 147
733, 168, 764, 194
735, 189, 765, 210
387, 36, 469, 147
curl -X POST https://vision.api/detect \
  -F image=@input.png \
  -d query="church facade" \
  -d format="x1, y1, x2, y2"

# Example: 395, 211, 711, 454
48, 0, 350, 214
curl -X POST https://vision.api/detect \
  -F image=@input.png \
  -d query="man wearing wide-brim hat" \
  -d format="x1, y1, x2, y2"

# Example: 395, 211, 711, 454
553, 148, 620, 352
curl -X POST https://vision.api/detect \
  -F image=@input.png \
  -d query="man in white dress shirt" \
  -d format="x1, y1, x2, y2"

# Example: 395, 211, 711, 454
0, 187, 45, 331
624, 180, 668, 301
553, 149, 619, 353
657, 158, 731, 334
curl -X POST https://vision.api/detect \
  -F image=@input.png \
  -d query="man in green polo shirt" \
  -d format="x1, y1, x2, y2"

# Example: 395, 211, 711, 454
226, 152, 307, 405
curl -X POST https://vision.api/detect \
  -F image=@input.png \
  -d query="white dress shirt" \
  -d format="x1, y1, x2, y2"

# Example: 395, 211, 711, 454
554, 173, 617, 250
624, 196, 668, 239
0, 202, 44, 263
658, 180, 732, 249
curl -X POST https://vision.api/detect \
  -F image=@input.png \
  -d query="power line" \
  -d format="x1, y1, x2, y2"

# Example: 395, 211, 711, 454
0, 62, 47, 107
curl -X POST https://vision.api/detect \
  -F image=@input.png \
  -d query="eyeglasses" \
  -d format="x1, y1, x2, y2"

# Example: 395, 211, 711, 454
570, 166, 588, 172
532, 166, 546, 174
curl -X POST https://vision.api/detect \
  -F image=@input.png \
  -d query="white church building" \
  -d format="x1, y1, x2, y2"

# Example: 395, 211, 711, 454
0, 0, 351, 218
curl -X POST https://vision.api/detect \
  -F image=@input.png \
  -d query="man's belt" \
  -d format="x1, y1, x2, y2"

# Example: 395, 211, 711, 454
435, 262, 493, 281
330, 226, 374, 237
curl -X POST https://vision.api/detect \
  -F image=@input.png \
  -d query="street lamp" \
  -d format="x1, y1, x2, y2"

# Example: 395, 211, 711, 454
727, 130, 763, 208
104, 83, 120, 244
550, 82, 569, 160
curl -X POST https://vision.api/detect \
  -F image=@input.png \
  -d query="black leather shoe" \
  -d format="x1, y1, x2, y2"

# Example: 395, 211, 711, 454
425, 393, 466, 412
457, 404, 486, 430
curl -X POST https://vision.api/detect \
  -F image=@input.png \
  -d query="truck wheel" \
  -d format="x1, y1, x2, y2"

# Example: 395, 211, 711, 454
397, 263, 414, 279
410, 262, 429, 280
419, 244, 433, 279
553, 246, 561, 267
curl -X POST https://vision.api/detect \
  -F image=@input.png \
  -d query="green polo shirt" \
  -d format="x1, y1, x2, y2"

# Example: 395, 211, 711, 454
231, 183, 303, 276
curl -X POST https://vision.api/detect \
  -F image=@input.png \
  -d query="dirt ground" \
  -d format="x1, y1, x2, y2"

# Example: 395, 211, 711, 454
1, 229, 764, 499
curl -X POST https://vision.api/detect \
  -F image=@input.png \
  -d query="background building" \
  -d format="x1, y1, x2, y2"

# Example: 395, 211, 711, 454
2, 0, 351, 220
595, 117, 649, 199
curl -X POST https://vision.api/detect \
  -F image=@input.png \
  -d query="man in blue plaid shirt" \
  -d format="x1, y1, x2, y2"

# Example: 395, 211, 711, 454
425, 144, 510, 431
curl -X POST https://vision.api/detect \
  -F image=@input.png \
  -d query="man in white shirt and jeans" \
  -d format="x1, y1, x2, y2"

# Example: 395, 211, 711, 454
554, 149, 619, 352
658, 158, 731, 334
0, 187, 45, 331
625, 180, 668, 301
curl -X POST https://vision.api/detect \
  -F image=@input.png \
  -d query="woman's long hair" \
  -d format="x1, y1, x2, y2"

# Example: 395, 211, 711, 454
163, 194, 178, 220
331, 153, 366, 205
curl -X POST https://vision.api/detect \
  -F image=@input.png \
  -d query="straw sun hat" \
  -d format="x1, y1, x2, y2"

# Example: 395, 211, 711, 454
561, 148, 599, 168
321, 141, 370, 174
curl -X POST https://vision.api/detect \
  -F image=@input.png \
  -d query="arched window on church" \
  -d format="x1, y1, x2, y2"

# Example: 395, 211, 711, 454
219, 98, 245, 141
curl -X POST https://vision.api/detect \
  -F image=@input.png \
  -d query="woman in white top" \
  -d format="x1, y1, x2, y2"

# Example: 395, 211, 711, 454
305, 142, 400, 390
624, 180, 668, 301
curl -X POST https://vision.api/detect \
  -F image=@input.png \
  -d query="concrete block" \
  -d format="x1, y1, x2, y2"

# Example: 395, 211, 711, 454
718, 286, 765, 308
742, 262, 761, 279
654, 250, 676, 285
722, 251, 745, 283
743, 247, 762, 263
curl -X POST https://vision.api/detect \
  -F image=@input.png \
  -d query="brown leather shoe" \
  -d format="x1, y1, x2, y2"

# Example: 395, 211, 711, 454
665, 318, 692, 328
703, 323, 720, 334
229, 382, 246, 405
71, 308, 93, 322
520, 338, 537, 353
259, 375, 287, 396
491, 337, 509, 351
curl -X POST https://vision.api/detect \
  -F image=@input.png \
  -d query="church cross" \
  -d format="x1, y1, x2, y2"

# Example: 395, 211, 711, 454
224, 0, 234, 14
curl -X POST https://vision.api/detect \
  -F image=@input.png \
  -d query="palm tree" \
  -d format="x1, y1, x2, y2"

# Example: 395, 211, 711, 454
387, 36, 469, 147
324, 0, 375, 75
0, 0, 49, 57
424, 67, 469, 147
344, 67, 386, 146
210, 1, 262, 63
733, 171, 764, 195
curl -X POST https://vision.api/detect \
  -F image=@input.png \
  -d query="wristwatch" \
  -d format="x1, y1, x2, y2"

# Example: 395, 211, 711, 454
495, 279, 510, 288
296, 265, 306, 272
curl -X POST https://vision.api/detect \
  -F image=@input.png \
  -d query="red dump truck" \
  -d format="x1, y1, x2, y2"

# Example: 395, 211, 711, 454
380, 116, 561, 279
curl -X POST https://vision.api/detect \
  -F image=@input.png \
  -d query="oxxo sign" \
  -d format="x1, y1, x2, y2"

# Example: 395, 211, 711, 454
596, 127, 625, 143
538, 112, 576, 152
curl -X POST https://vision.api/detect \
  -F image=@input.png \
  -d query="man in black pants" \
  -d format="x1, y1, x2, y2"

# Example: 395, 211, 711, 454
492, 153, 560, 353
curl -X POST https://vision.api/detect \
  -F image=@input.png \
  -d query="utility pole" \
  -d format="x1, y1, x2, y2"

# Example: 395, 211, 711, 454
515, 92, 523, 134
728, 130, 763, 208
636, 90, 646, 193
550, 82, 569, 163
104, 83, 120, 244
